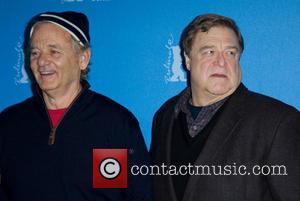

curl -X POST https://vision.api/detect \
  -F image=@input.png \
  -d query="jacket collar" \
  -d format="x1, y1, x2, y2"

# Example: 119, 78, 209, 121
31, 80, 91, 108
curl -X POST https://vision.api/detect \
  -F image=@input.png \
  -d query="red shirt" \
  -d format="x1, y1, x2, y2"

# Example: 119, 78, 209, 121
48, 108, 67, 127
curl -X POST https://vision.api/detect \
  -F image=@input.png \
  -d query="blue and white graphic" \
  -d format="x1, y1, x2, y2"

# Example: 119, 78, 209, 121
13, 37, 29, 85
164, 34, 186, 83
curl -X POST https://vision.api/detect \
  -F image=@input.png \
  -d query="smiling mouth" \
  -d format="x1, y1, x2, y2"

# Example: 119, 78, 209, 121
39, 71, 56, 77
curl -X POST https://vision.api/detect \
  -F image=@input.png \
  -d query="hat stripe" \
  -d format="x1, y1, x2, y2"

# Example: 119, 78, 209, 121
42, 21, 84, 46
40, 13, 89, 44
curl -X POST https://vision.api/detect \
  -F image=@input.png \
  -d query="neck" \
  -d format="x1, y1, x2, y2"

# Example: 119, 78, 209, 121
42, 83, 82, 109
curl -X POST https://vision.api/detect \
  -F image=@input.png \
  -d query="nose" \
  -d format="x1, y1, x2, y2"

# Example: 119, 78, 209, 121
37, 52, 50, 67
215, 52, 225, 67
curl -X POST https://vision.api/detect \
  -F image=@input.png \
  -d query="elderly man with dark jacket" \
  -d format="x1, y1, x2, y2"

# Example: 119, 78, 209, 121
0, 11, 152, 201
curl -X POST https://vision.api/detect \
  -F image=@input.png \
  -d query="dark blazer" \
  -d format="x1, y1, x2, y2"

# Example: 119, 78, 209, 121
150, 83, 300, 201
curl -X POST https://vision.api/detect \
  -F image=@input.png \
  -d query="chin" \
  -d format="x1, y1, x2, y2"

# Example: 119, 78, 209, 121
37, 82, 58, 92
208, 85, 232, 96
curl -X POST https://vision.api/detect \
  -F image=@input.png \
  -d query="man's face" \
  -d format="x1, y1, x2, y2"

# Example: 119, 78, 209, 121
185, 26, 242, 102
30, 23, 87, 94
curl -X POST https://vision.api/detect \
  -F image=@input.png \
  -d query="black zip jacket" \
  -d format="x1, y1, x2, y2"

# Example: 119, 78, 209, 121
0, 81, 152, 201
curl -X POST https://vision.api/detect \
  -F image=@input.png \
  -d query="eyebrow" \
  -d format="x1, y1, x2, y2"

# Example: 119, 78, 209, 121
30, 43, 62, 50
198, 45, 240, 52
198, 45, 215, 52
224, 46, 240, 51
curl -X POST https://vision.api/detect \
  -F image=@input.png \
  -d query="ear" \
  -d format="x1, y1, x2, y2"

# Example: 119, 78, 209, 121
79, 48, 91, 70
184, 52, 191, 71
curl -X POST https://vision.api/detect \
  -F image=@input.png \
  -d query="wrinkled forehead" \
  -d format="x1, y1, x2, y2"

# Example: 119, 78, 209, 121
195, 26, 240, 48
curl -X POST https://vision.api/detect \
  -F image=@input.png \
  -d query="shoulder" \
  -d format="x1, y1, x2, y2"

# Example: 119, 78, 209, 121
152, 88, 187, 124
248, 91, 300, 130
246, 89, 299, 115
86, 91, 144, 146
154, 93, 180, 119
0, 97, 35, 121
87, 90, 138, 124
230, 84, 300, 127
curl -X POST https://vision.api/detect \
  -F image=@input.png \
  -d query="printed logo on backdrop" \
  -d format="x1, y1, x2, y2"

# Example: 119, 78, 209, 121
13, 37, 29, 85
61, 0, 111, 3
164, 34, 186, 83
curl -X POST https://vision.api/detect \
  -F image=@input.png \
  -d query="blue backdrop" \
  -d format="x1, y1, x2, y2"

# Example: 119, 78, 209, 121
1, 0, 299, 148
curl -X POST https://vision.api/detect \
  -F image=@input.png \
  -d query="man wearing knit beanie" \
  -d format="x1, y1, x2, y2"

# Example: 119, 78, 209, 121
0, 11, 152, 201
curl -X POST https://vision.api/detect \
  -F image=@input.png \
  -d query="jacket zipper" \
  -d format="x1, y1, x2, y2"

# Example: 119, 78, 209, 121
48, 127, 57, 145
38, 86, 86, 145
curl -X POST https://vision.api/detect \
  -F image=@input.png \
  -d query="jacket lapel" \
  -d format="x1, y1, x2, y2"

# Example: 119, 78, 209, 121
165, 115, 179, 201
182, 84, 248, 201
